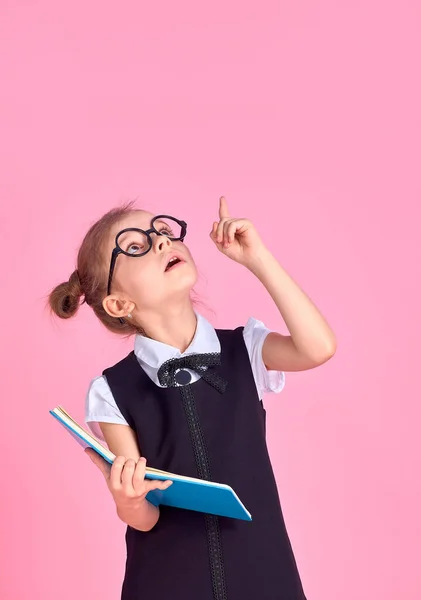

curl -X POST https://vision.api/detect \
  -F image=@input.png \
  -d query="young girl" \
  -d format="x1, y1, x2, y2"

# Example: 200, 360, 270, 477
49, 197, 336, 600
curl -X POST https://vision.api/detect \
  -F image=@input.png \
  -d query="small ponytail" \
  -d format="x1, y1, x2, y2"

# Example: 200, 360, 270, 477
49, 270, 84, 319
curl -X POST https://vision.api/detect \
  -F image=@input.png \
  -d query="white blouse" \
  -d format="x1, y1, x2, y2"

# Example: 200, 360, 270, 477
85, 313, 285, 440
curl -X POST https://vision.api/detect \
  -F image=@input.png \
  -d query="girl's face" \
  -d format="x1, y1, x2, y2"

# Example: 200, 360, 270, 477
104, 210, 198, 315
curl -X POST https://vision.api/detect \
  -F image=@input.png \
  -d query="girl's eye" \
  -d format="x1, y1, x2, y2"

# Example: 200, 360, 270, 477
127, 242, 143, 254
160, 227, 174, 237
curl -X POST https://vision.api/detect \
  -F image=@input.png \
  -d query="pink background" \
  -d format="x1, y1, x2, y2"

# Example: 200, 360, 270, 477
1, 1, 420, 599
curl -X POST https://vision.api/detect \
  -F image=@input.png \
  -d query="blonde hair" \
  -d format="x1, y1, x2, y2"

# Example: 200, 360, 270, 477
49, 202, 145, 335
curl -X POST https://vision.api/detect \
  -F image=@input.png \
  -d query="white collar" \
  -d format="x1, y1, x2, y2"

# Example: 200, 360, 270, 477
133, 312, 221, 369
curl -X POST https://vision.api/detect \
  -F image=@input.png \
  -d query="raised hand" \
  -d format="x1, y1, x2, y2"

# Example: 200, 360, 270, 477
209, 196, 266, 267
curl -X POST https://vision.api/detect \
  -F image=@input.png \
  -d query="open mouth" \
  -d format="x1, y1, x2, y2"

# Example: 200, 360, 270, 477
164, 256, 183, 272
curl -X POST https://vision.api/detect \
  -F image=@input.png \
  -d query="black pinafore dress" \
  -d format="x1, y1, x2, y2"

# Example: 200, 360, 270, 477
103, 327, 307, 600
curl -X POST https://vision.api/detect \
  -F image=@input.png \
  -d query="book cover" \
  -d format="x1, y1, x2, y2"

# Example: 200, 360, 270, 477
50, 406, 252, 521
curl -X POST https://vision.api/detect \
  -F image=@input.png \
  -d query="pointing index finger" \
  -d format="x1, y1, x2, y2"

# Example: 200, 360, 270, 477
219, 196, 230, 220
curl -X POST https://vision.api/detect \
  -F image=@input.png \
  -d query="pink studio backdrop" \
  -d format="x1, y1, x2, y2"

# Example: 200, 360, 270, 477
0, 2, 420, 599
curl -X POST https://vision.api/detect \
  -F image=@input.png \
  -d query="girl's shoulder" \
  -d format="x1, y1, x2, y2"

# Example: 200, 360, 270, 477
85, 374, 129, 436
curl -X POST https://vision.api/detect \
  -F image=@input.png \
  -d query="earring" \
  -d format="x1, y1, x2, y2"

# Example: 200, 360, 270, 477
127, 313, 132, 319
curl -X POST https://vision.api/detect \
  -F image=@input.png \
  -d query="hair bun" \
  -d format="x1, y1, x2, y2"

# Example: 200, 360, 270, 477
49, 270, 84, 319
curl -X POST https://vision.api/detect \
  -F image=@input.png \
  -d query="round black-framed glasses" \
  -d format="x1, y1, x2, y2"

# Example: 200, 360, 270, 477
106, 214, 187, 296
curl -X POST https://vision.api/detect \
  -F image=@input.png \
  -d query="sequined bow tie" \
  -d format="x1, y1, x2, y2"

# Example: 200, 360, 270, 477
157, 352, 227, 394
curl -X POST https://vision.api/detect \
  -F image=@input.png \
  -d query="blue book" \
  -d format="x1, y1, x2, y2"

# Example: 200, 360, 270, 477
50, 407, 252, 521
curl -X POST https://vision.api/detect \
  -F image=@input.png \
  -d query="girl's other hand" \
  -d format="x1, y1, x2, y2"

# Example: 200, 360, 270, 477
85, 448, 173, 509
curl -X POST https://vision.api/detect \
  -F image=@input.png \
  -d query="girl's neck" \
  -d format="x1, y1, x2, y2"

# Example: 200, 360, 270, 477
138, 302, 198, 353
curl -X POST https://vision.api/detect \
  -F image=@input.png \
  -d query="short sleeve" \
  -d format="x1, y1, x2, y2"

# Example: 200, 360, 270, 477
242, 317, 286, 399
85, 375, 129, 440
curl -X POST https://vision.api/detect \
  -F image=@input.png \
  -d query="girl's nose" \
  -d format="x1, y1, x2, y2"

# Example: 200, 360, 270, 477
153, 234, 172, 253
